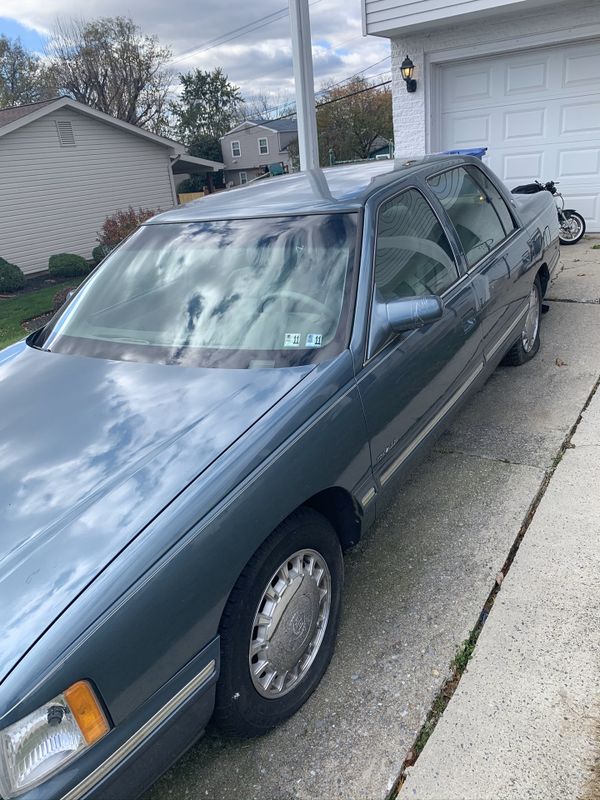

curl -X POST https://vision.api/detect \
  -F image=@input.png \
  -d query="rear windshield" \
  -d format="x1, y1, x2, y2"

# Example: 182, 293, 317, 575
35, 214, 358, 368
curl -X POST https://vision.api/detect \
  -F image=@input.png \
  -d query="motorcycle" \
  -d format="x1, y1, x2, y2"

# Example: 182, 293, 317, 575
511, 180, 586, 245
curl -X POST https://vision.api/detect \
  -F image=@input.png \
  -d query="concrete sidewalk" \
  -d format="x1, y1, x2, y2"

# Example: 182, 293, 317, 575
400, 240, 600, 800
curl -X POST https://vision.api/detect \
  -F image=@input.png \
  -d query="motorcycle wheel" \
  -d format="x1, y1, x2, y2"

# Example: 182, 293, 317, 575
559, 211, 586, 245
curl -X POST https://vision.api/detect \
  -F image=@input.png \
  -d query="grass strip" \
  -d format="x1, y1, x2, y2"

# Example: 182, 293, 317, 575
0, 282, 78, 350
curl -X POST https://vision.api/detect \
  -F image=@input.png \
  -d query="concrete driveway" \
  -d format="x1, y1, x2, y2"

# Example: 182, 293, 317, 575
145, 238, 600, 800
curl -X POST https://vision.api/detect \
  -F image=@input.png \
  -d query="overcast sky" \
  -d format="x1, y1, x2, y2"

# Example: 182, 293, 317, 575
0, 0, 390, 110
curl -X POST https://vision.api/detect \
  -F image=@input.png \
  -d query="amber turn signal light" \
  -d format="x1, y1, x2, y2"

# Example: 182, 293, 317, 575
64, 681, 110, 745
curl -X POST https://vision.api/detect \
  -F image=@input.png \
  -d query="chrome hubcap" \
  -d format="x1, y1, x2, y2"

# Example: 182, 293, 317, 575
249, 549, 331, 698
522, 283, 540, 353
561, 216, 583, 241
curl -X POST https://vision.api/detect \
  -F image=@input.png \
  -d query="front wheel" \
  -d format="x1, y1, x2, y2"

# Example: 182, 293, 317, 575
559, 211, 586, 245
502, 275, 542, 366
214, 508, 343, 737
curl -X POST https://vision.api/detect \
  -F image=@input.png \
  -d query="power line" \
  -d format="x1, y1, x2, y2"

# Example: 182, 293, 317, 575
170, 0, 324, 65
330, 33, 364, 50
240, 56, 391, 122
320, 54, 390, 93
316, 78, 391, 107
229, 77, 392, 135
170, 10, 288, 64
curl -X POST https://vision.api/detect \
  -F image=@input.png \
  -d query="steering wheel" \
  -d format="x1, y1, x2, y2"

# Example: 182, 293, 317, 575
260, 290, 337, 323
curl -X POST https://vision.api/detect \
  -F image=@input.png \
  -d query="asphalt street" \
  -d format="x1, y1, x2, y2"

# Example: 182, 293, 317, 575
145, 238, 600, 800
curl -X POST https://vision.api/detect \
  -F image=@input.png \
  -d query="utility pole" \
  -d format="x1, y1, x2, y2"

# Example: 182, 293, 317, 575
288, 0, 319, 171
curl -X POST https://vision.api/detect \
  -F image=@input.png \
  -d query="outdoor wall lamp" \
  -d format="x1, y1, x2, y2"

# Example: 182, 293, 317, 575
401, 55, 417, 93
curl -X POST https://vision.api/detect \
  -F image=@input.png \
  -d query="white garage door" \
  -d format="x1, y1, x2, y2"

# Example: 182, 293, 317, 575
439, 41, 600, 232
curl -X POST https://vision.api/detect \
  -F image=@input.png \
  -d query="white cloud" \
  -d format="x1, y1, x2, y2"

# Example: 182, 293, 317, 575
1, 0, 389, 103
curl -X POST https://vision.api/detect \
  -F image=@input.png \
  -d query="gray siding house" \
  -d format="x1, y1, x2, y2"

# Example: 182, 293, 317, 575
0, 97, 223, 274
220, 119, 298, 186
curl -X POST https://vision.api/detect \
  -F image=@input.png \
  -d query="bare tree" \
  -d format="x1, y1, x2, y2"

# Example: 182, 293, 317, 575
0, 36, 56, 107
237, 90, 295, 122
46, 17, 172, 133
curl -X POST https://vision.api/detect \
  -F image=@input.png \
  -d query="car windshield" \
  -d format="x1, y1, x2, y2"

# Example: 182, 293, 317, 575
36, 214, 358, 368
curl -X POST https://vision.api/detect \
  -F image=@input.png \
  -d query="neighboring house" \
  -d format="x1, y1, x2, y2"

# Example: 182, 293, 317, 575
362, 0, 600, 231
369, 136, 394, 159
0, 97, 223, 274
220, 119, 298, 186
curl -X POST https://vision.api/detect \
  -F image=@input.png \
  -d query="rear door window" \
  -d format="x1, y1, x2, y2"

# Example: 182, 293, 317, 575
467, 166, 516, 236
428, 167, 511, 267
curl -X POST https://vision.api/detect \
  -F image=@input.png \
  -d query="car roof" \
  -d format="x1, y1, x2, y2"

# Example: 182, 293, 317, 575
148, 154, 471, 224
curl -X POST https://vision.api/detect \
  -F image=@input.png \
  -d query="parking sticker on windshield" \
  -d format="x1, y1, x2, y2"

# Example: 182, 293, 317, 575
305, 333, 323, 348
284, 333, 301, 347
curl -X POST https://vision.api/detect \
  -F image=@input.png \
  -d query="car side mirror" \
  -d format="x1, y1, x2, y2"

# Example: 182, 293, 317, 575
387, 295, 444, 333
368, 293, 444, 359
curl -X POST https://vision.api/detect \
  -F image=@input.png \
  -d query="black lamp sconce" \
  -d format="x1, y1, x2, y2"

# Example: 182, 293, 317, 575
401, 55, 417, 93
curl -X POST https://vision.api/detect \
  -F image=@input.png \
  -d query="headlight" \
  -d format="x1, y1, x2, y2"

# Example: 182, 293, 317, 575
0, 681, 110, 798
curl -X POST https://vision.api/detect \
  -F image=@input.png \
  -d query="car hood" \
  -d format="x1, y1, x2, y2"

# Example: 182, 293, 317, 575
0, 342, 313, 683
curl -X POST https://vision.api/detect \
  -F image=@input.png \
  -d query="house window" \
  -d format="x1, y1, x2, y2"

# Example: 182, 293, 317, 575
55, 120, 75, 147
231, 140, 241, 157
258, 137, 269, 155
239, 171, 248, 185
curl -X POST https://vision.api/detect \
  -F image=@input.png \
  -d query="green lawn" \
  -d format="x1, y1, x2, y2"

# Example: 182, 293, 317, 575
0, 281, 80, 350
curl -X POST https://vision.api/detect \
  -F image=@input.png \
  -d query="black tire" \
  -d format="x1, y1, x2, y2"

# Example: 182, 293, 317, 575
502, 275, 542, 366
559, 211, 586, 245
214, 507, 343, 737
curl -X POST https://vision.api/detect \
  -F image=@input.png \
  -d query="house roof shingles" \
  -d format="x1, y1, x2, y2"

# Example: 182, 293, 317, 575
0, 98, 59, 129
249, 118, 298, 133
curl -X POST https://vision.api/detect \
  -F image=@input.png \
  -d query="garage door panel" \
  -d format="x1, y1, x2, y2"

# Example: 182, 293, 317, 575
559, 101, 600, 136
442, 66, 493, 106
439, 40, 600, 231
443, 112, 491, 146
558, 148, 600, 180
563, 48, 600, 89
503, 152, 545, 182
505, 58, 550, 96
504, 108, 547, 141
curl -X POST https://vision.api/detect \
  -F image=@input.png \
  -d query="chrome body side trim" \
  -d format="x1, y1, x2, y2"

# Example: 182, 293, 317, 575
61, 660, 216, 800
379, 361, 485, 487
360, 487, 376, 508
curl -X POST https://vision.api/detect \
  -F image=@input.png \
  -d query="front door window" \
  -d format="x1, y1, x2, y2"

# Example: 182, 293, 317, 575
374, 189, 459, 301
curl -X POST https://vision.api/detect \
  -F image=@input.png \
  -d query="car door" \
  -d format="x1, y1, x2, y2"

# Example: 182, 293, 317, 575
355, 185, 483, 493
427, 164, 531, 362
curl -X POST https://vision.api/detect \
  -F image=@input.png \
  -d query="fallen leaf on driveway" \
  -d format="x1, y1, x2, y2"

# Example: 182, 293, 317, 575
555, 357, 568, 367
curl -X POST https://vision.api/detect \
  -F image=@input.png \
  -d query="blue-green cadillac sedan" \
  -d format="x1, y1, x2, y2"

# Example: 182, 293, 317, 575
0, 156, 559, 799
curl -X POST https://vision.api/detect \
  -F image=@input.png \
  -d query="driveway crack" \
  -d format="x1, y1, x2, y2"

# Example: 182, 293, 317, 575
546, 298, 600, 305
433, 446, 541, 471
388, 372, 600, 800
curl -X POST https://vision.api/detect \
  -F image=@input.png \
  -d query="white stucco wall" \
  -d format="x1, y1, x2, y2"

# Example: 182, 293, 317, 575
390, 0, 600, 156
